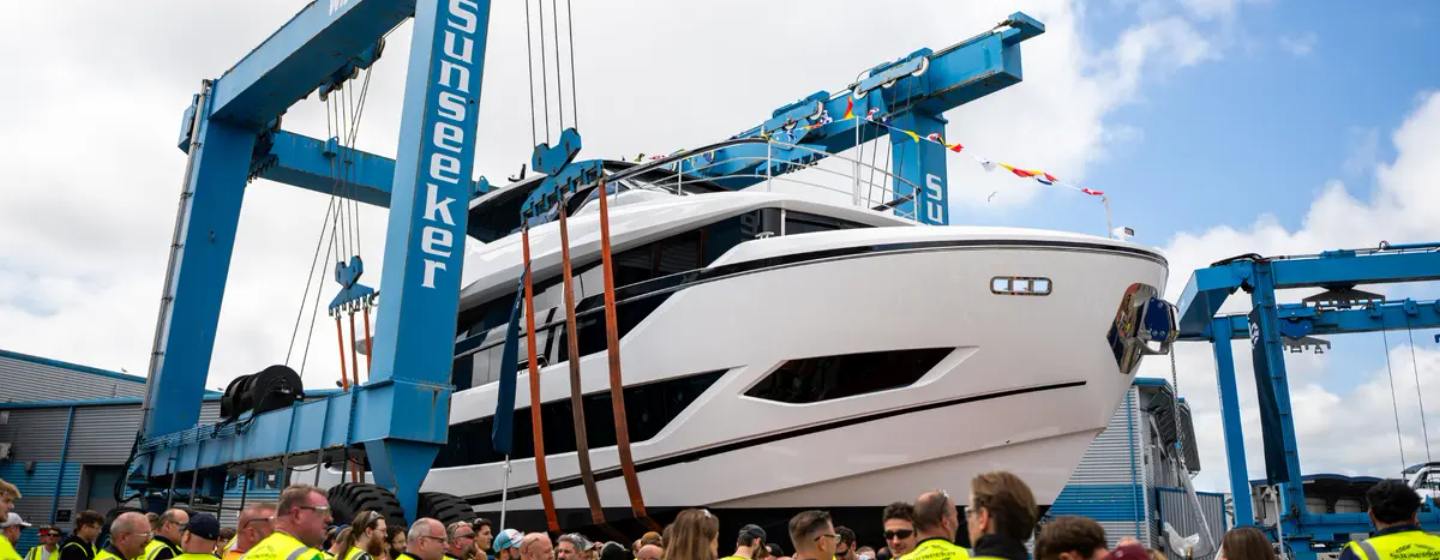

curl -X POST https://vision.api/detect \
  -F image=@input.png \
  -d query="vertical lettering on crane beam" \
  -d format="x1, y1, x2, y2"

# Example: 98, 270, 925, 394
418, 0, 484, 290
924, 173, 945, 224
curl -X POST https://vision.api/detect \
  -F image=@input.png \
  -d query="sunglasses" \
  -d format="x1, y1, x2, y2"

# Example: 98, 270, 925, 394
883, 530, 914, 540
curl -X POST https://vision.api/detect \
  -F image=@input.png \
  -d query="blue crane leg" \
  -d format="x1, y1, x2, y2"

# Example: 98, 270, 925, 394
362, 0, 492, 519
143, 109, 257, 439
886, 111, 949, 225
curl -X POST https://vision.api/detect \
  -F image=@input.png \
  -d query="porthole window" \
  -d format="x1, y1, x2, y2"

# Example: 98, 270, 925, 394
991, 276, 1052, 296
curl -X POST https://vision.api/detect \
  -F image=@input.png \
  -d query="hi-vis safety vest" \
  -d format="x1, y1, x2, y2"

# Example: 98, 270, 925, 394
897, 538, 971, 560
1, 534, 22, 560
239, 532, 323, 560
144, 539, 181, 560
93, 546, 129, 560
1347, 529, 1440, 560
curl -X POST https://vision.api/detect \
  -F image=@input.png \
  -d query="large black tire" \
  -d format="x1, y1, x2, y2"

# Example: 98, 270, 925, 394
418, 492, 474, 526
328, 483, 406, 528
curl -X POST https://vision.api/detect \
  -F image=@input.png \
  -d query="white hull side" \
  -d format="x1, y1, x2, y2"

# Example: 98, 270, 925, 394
411, 227, 1167, 511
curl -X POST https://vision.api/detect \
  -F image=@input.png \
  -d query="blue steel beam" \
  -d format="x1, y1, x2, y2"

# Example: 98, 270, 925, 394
252, 130, 490, 208
673, 13, 1043, 225
1195, 299, 1440, 341
1177, 249, 1440, 338
207, 0, 414, 128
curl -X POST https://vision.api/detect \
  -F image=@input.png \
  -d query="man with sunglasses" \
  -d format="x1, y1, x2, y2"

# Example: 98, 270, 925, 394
25, 526, 62, 560
145, 509, 190, 560
881, 503, 918, 559
897, 491, 969, 560
242, 485, 333, 560
224, 503, 276, 560
96, 513, 151, 560
443, 522, 474, 560
786, 511, 838, 560
400, 519, 448, 560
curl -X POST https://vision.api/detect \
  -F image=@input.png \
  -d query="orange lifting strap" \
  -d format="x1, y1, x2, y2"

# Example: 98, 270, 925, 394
597, 178, 657, 529
522, 225, 561, 532
346, 312, 360, 388
361, 304, 373, 378
334, 316, 350, 391
556, 200, 607, 526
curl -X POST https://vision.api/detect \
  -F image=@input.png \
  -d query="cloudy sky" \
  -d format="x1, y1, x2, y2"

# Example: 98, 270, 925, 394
3, 0, 1440, 494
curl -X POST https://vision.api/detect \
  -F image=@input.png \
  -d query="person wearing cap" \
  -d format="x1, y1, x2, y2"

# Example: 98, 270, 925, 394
1337, 480, 1440, 560
59, 511, 102, 560
2, 513, 33, 560
24, 526, 62, 560
721, 524, 766, 560
963, 472, 1037, 560
145, 509, 191, 560
175, 513, 221, 560
97, 512, 152, 560
491, 531, 521, 560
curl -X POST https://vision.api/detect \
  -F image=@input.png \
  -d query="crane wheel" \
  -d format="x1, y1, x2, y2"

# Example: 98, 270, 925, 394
327, 482, 406, 528
418, 492, 475, 526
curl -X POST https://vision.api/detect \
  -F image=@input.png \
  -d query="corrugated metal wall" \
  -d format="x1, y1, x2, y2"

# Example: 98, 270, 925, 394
0, 407, 72, 461
0, 353, 145, 403
1049, 387, 1152, 547
1156, 488, 1227, 560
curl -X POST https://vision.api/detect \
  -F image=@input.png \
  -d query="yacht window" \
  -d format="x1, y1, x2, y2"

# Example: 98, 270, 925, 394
432, 369, 726, 467
744, 348, 952, 404
991, 276, 1052, 296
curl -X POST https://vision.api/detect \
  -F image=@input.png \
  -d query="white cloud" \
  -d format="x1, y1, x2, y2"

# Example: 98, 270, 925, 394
1279, 31, 1318, 57
1142, 90, 1440, 491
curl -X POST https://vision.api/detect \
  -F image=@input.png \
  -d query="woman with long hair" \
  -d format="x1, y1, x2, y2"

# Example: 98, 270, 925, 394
336, 511, 391, 560
1218, 527, 1276, 560
664, 509, 720, 560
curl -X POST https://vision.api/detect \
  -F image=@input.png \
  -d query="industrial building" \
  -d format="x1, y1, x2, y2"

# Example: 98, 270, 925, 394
0, 350, 298, 553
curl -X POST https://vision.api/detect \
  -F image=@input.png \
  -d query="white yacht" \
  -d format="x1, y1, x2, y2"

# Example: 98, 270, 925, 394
385, 144, 1173, 534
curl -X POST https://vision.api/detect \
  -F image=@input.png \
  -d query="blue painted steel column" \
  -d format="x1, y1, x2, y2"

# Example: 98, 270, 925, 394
363, 0, 491, 519
1247, 261, 1310, 548
887, 111, 949, 225
50, 406, 76, 524
143, 90, 259, 438
1211, 319, 1254, 527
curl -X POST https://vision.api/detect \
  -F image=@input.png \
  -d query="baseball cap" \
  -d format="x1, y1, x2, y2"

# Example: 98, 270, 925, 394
1, 513, 32, 529
738, 524, 766, 544
1103, 542, 1149, 560
494, 529, 524, 551
185, 513, 221, 541
39, 526, 61, 537
599, 542, 630, 560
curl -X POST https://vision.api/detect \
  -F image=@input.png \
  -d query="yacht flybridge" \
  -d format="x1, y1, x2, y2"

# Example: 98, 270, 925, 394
372, 140, 1176, 528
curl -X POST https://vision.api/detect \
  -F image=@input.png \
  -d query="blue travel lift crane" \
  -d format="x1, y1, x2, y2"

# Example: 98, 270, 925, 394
131, 0, 1045, 522
1176, 243, 1440, 560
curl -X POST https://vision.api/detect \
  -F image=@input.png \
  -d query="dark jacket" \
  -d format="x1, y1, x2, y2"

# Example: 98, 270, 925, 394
58, 537, 95, 560
970, 534, 1028, 560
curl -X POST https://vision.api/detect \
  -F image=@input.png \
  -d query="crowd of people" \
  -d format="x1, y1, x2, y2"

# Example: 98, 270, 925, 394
2, 470, 1435, 560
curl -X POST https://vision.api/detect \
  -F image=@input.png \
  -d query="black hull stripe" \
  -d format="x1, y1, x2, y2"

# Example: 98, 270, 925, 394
463, 379, 1088, 505
457, 238, 1164, 356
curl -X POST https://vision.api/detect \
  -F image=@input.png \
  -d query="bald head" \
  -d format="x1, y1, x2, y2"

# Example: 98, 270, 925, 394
520, 533, 553, 560
636, 544, 664, 560
407, 518, 447, 560
112, 512, 152, 559
914, 491, 959, 541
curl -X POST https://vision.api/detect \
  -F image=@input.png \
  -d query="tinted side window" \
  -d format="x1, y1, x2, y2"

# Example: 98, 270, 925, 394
744, 348, 952, 404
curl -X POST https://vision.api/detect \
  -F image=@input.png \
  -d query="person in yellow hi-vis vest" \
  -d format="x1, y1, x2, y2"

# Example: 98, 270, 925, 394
96, 513, 153, 560
241, 485, 333, 560
173, 513, 222, 560
25, 526, 63, 560
786, 511, 839, 560
144, 510, 190, 560
0, 479, 21, 560
963, 472, 1037, 560
897, 491, 968, 560
1338, 480, 1440, 560
397, 519, 449, 560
